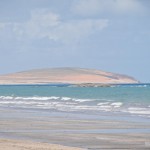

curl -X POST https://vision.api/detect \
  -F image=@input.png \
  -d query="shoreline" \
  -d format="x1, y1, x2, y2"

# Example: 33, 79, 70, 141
0, 83, 149, 85
0, 107, 150, 149
0, 139, 85, 150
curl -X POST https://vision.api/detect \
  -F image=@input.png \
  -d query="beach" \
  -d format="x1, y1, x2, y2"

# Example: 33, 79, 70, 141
1, 0, 150, 148
0, 139, 85, 150
0, 85, 150, 149
0, 106, 150, 150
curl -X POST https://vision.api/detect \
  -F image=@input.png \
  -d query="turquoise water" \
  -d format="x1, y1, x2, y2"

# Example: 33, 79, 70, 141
0, 84, 150, 117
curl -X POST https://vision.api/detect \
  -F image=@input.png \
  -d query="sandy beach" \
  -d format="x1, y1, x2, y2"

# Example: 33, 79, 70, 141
0, 107, 150, 150
0, 139, 85, 150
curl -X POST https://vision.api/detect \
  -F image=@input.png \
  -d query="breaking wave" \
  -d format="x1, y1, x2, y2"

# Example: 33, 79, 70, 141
0, 96, 150, 117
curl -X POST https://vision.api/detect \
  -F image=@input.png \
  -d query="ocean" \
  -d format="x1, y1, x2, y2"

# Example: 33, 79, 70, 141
0, 84, 150, 118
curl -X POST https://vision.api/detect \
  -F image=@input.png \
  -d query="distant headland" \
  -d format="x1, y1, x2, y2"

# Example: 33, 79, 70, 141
0, 67, 139, 85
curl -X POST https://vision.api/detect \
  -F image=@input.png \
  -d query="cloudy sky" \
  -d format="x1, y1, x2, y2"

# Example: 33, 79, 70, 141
0, 0, 150, 82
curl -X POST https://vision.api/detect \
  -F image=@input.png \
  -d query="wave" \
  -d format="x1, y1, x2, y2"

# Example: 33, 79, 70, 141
0, 96, 150, 117
124, 107, 150, 115
0, 96, 95, 102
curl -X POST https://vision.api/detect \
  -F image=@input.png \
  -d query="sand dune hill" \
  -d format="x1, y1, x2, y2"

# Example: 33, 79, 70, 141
0, 67, 139, 84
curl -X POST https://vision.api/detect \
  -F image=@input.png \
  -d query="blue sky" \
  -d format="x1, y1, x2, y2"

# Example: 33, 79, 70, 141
0, 0, 150, 82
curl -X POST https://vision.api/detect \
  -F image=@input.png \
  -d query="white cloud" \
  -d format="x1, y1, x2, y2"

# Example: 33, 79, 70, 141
0, 9, 108, 44
0, 22, 12, 31
48, 19, 108, 44
72, 0, 144, 16
13, 9, 60, 39
0, 23, 5, 30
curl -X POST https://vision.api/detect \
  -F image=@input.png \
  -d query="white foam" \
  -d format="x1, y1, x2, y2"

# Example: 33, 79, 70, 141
0, 96, 13, 100
0, 96, 61, 101
97, 102, 122, 109
0, 95, 150, 117
0, 100, 43, 105
20, 96, 57, 101
111, 102, 123, 108
97, 102, 109, 105
61, 97, 71, 101
128, 107, 147, 111
73, 99, 93, 102
98, 105, 112, 108
49, 96, 60, 100
125, 107, 150, 115
66, 102, 78, 105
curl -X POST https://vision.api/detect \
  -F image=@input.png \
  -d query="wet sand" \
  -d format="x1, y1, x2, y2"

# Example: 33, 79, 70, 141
0, 107, 150, 150
0, 139, 85, 150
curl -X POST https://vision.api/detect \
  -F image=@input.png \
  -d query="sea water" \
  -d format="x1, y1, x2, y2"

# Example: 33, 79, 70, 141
0, 84, 150, 118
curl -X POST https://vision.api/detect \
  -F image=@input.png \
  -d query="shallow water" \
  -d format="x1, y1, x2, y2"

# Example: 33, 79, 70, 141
0, 84, 150, 117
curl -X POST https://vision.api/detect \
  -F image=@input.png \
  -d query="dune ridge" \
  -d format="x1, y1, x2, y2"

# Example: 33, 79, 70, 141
0, 67, 139, 84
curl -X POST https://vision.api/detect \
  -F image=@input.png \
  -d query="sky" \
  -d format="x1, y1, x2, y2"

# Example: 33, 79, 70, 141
0, 0, 150, 82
